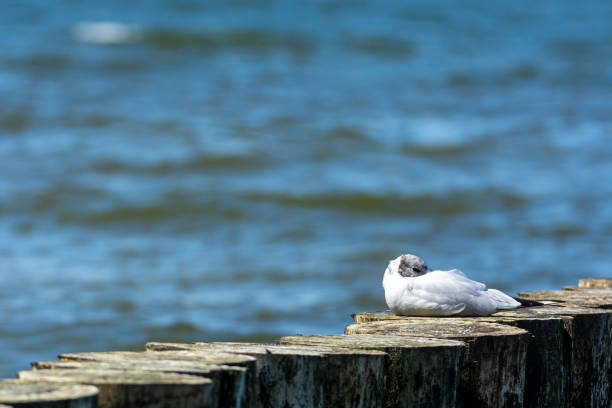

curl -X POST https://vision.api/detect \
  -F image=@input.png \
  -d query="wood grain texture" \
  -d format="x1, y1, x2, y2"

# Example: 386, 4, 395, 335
146, 342, 387, 408
579, 278, 612, 289
277, 334, 465, 408
17, 369, 210, 408
0, 380, 98, 408
353, 310, 567, 408
495, 306, 612, 408
346, 318, 528, 408
518, 289, 612, 308
354, 305, 612, 408
59, 350, 256, 408
32, 359, 245, 408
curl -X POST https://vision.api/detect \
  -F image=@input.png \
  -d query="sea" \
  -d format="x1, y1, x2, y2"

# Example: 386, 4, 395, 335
1, 0, 611, 377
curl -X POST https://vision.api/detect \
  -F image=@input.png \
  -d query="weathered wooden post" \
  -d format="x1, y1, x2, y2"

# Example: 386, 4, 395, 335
496, 305, 612, 408
518, 288, 612, 308
16, 369, 211, 408
0, 380, 98, 408
353, 311, 567, 408
32, 359, 246, 408
345, 318, 528, 407
146, 342, 387, 408
58, 350, 257, 408
276, 334, 465, 408
516, 286, 612, 408
354, 280, 612, 408
578, 278, 612, 289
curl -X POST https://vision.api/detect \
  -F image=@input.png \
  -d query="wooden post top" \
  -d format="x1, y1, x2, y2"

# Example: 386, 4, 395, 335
345, 318, 528, 339
518, 288, 612, 308
278, 333, 466, 349
0, 380, 98, 405
59, 350, 256, 366
18, 368, 212, 386
578, 278, 612, 288
33, 358, 246, 377
146, 341, 388, 357
353, 304, 612, 325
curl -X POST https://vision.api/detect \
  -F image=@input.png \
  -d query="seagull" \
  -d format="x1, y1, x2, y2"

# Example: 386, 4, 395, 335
382, 254, 522, 316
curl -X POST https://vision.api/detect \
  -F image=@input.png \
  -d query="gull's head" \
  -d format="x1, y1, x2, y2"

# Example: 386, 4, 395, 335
386, 253, 429, 278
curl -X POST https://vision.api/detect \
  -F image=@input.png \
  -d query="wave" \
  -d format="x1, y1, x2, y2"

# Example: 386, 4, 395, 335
0, 110, 31, 133
69, 21, 316, 56
72, 22, 143, 45
342, 34, 414, 58
5, 185, 244, 224
65, 202, 245, 225
145, 27, 316, 54
240, 189, 527, 215
93, 154, 263, 175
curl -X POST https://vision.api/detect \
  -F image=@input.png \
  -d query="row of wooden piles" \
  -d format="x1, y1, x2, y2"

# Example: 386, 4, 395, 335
1, 278, 611, 408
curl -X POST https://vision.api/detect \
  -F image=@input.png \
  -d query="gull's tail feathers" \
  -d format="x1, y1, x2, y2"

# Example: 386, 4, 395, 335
487, 288, 521, 309
511, 297, 561, 307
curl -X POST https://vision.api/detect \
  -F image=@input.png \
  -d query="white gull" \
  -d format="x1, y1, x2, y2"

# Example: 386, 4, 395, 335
382, 254, 520, 316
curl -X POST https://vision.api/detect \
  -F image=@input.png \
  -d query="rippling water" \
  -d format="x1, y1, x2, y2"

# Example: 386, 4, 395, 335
1, 0, 612, 377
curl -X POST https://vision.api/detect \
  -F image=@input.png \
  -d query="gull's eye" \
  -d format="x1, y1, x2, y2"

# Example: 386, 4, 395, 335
411, 267, 420, 273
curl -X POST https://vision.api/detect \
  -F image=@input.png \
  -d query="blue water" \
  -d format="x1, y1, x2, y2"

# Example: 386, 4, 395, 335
1, 0, 612, 377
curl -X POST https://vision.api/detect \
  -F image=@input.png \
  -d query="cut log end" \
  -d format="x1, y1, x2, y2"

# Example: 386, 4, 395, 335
278, 333, 465, 349
18, 368, 211, 386
17, 369, 212, 408
517, 289, 612, 308
345, 318, 528, 408
346, 318, 528, 339
148, 341, 387, 408
0, 380, 98, 407
578, 278, 612, 289
59, 350, 255, 367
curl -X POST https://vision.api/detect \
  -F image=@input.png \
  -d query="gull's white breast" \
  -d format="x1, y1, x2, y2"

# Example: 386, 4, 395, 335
383, 268, 520, 317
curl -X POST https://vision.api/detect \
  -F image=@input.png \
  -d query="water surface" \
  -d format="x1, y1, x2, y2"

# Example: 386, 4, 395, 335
1, 0, 612, 377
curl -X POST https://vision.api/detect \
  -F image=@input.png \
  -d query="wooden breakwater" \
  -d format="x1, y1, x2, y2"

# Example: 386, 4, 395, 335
1, 278, 611, 408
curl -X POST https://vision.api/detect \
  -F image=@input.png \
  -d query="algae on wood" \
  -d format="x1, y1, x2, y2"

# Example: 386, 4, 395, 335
147, 342, 387, 408
59, 350, 256, 408
0, 380, 98, 408
32, 359, 245, 408
277, 334, 465, 408
17, 369, 211, 408
346, 318, 528, 408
